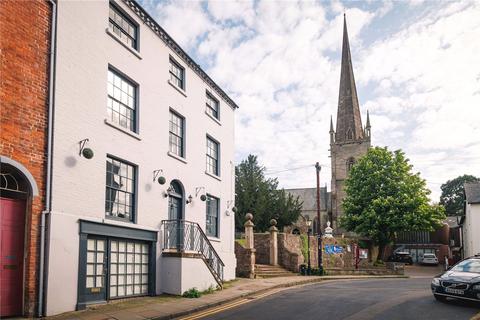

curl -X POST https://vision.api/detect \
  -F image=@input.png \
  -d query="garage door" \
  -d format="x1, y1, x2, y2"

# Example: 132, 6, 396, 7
109, 240, 149, 298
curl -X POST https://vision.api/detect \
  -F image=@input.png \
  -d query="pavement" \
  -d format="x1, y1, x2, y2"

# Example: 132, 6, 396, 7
46, 274, 407, 320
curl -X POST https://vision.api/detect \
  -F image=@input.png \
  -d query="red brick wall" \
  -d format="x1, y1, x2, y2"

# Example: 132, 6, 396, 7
0, 0, 51, 315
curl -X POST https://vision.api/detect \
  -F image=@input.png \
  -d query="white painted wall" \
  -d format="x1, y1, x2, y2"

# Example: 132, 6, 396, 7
463, 203, 480, 257
46, 0, 236, 315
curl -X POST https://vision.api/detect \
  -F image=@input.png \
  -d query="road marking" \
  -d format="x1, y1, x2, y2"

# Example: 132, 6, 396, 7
178, 288, 286, 320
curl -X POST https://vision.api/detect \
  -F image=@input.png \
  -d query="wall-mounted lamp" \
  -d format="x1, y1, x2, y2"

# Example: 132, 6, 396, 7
79, 138, 94, 159
226, 200, 237, 215
195, 187, 207, 201
186, 195, 193, 204
163, 186, 173, 198
153, 169, 166, 185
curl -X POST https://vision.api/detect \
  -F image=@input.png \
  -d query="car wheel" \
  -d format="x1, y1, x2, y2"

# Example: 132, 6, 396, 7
434, 294, 447, 302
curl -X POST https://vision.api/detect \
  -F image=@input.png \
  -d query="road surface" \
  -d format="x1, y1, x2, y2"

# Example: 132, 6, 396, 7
190, 277, 479, 320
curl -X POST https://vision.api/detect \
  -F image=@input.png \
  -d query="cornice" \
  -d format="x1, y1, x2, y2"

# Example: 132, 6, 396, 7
121, 0, 239, 110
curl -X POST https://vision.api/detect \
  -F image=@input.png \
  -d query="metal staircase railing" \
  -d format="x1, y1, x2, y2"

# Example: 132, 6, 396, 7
161, 220, 224, 287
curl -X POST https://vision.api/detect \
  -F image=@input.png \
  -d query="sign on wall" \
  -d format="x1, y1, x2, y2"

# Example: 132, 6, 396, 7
324, 245, 344, 254
359, 249, 368, 259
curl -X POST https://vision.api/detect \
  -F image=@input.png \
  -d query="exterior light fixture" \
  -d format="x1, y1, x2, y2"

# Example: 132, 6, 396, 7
195, 187, 207, 201
153, 169, 166, 185
186, 195, 193, 204
163, 186, 173, 198
226, 200, 236, 216
79, 138, 94, 159
305, 216, 312, 228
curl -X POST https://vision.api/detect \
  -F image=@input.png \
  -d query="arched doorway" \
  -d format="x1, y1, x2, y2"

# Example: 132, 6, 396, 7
167, 180, 185, 250
168, 180, 184, 221
0, 159, 37, 317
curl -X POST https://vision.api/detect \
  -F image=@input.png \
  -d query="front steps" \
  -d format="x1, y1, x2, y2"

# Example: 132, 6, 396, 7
255, 264, 296, 278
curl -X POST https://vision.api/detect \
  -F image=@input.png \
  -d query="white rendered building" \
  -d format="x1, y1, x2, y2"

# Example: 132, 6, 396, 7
463, 183, 480, 258
45, 0, 238, 315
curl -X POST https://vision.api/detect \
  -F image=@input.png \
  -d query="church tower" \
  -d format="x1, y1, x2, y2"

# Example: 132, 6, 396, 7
330, 15, 371, 231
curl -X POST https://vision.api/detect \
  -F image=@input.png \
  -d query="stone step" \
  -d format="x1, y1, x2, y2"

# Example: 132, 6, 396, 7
256, 273, 295, 278
255, 266, 288, 270
254, 264, 296, 278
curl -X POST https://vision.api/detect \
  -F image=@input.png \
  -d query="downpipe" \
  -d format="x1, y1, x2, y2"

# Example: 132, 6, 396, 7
38, 0, 57, 317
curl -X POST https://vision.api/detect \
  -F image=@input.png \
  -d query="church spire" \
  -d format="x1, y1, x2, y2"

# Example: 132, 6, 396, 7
335, 14, 364, 143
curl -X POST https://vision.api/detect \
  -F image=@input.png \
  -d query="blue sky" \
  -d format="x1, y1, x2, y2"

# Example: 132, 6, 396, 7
139, 0, 480, 201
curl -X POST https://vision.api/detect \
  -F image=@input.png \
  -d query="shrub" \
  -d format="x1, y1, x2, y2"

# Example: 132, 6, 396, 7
373, 260, 385, 267
300, 234, 308, 262
202, 285, 216, 295
182, 287, 201, 298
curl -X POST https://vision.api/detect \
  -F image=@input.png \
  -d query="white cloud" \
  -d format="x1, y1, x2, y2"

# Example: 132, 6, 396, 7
149, 0, 480, 201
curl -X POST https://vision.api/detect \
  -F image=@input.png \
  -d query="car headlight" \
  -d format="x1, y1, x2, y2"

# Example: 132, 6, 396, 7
432, 278, 441, 286
473, 284, 480, 291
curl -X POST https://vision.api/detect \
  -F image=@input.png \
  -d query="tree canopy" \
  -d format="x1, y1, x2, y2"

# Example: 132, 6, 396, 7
235, 155, 302, 232
340, 147, 446, 260
440, 174, 480, 216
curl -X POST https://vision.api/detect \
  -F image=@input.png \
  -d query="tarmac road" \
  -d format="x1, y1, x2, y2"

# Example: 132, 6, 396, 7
199, 277, 480, 320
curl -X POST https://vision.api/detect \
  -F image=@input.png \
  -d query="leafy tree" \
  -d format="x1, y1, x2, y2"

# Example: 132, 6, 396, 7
235, 155, 302, 232
440, 175, 480, 216
340, 147, 446, 261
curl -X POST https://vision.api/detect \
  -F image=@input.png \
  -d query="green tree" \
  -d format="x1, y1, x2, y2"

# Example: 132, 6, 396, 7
235, 155, 302, 232
340, 147, 446, 261
440, 175, 480, 216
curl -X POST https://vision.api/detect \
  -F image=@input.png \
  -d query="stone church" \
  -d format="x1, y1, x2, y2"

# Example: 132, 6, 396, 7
286, 15, 371, 235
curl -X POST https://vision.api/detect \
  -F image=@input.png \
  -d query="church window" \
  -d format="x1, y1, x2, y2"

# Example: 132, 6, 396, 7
346, 158, 355, 173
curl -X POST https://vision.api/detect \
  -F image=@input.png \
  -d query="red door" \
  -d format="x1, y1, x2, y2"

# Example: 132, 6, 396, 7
0, 197, 25, 317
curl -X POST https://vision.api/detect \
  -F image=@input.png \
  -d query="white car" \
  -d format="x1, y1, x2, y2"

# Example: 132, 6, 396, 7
421, 253, 439, 265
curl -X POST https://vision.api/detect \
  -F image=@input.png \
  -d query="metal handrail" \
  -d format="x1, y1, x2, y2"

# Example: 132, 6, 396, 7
161, 219, 224, 285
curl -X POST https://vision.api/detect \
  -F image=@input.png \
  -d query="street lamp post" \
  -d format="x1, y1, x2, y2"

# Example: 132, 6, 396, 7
315, 162, 323, 274
306, 216, 312, 275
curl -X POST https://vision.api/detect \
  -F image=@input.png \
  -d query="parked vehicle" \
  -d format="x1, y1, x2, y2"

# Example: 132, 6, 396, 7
420, 253, 439, 265
387, 252, 413, 265
431, 255, 480, 303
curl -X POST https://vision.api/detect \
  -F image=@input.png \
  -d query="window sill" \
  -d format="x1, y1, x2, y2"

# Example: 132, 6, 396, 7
168, 80, 187, 97
205, 111, 221, 126
105, 28, 142, 60
104, 119, 141, 140
167, 151, 187, 164
207, 236, 221, 243
205, 171, 221, 181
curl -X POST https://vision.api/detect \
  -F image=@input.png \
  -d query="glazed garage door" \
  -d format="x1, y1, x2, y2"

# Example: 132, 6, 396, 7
109, 240, 149, 298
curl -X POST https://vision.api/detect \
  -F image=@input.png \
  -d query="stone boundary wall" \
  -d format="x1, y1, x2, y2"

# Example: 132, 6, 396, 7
234, 241, 255, 278
278, 233, 303, 272
253, 233, 270, 265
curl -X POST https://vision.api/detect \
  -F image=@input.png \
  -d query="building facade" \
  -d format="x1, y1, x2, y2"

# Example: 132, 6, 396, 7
393, 225, 450, 264
329, 15, 371, 232
42, 0, 237, 315
462, 182, 480, 257
284, 187, 331, 234
0, 0, 53, 317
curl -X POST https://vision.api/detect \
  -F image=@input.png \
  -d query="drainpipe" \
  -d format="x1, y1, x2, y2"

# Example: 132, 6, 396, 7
38, 0, 57, 317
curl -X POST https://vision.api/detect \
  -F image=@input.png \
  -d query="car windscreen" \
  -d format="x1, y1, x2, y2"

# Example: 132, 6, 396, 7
423, 254, 435, 258
451, 259, 480, 273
